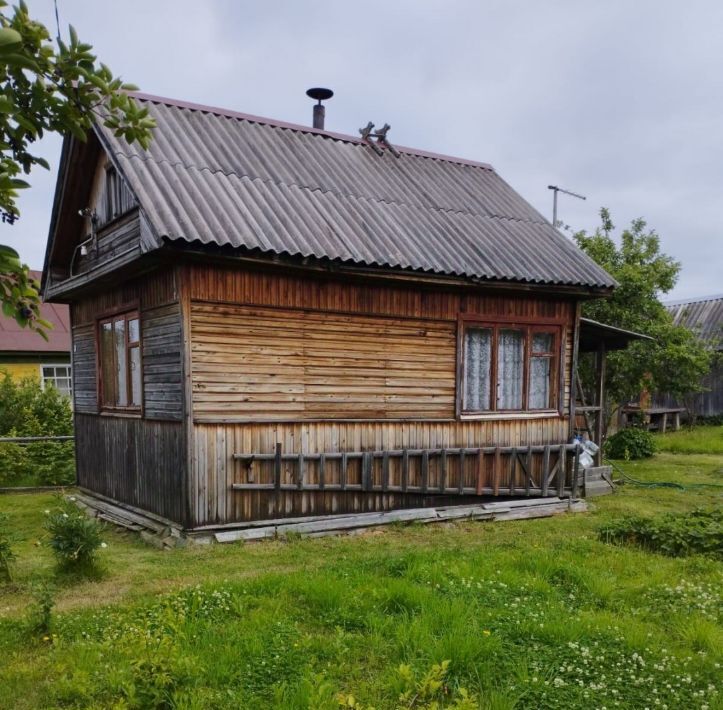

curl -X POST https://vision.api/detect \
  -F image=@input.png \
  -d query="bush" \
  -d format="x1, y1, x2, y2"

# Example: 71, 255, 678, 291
0, 373, 74, 486
0, 512, 16, 583
29, 581, 56, 635
598, 508, 722, 558
44, 497, 105, 570
604, 427, 656, 460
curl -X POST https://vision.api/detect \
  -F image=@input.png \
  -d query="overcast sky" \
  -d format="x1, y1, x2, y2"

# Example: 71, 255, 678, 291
7, 0, 722, 299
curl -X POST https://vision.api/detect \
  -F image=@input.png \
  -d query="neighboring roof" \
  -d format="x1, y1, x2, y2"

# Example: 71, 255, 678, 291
91, 92, 616, 291
579, 317, 654, 352
0, 271, 71, 354
664, 294, 723, 349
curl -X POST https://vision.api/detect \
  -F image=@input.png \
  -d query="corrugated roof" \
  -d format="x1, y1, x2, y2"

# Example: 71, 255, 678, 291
95, 92, 616, 290
0, 271, 71, 353
665, 294, 723, 349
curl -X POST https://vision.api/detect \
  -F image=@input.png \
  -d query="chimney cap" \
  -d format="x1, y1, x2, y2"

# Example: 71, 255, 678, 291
306, 87, 334, 103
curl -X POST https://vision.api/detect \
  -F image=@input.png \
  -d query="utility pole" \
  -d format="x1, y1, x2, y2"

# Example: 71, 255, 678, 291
548, 185, 586, 230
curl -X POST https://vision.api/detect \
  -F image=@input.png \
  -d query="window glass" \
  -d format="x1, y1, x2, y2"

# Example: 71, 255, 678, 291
130, 347, 142, 406
99, 312, 140, 410
100, 321, 117, 406
41, 365, 72, 398
497, 329, 524, 409
114, 319, 128, 407
532, 332, 553, 353
128, 317, 140, 344
463, 327, 492, 411
529, 356, 551, 409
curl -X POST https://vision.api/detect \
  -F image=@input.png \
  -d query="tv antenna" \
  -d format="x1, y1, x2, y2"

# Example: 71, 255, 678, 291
548, 185, 586, 230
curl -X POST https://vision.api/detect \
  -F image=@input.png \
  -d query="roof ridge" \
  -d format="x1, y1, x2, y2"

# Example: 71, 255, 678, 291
128, 91, 496, 172
665, 294, 723, 306
115, 150, 549, 227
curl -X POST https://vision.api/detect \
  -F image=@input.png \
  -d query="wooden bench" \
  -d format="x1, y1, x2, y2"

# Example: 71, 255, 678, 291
622, 407, 685, 433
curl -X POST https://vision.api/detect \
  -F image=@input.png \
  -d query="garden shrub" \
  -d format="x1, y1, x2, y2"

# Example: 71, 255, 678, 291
29, 581, 56, 635
44, 497, 105, 570
598, 507, 722, 558
0, 373, 74, 486
0, 512, 15, 583
604, 427, 656, 460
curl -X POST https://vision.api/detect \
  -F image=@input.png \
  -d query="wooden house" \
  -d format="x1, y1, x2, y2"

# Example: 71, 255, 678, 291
652, 294, 723, 418
42, 92, 618, 531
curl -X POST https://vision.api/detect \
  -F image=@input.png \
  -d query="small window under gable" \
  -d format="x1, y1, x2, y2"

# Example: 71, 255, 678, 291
98, 163, 135, 225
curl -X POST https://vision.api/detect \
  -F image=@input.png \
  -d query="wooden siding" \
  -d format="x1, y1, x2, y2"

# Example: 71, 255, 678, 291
73, 211, 141, 279
191, 419, 572, 526
71, 323, 97, 414
185, 264, 578, 526
191, 304, 457, 420
75, 413, 186, 524
70, 268, 183, 420
142, 303, 184, 420
187, 265, 575, 423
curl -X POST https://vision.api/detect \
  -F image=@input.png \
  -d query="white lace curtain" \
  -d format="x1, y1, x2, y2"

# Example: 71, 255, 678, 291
529, 332, 553, 409
464, 327, 492, 410
497, 329, 523, 409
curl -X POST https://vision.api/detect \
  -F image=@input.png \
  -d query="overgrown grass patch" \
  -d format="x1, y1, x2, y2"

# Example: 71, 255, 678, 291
0, 440, 721, 708
655, 424, 723, 455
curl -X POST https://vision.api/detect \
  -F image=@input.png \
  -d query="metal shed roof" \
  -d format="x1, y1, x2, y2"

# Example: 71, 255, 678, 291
96, 93, 616, 290
0, 272, 71, 354
578, 317, 653, 352
665, 294, 723, 349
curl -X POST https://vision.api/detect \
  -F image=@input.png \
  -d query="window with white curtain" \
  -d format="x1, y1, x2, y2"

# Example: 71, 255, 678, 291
461, 321, 560, 415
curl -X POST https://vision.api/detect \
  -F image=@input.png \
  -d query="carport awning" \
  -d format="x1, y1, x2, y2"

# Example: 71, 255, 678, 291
579, 318, 653, 352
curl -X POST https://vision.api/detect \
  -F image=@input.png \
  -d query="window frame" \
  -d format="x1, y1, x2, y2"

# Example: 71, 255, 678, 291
40, 363, 73, 399
96, 307, 143, 415
456, 314, 565, 419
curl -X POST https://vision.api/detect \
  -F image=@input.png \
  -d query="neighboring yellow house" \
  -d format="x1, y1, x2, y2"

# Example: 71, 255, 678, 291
0, 270, 72, 396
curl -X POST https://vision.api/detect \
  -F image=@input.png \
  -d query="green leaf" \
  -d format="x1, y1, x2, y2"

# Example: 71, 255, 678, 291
0, 96, 14, 114
0, 28, 22, 52
0, 245, 20, 259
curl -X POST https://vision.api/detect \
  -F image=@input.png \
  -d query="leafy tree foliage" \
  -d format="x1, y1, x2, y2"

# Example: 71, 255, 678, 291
574, 209, 711, 420
0, 0, 154, 336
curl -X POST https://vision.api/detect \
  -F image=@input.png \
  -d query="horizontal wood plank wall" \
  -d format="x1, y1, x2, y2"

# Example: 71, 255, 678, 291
74, 211, 141, 278
71, 323, 97, 414
75, 413, 186, 524
191, 304, 457, 420
186, 264, 578, 526
70, 267, 181, 419
142, 304, 183, 421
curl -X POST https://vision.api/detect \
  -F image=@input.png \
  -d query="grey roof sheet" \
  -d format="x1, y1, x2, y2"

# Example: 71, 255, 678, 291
96, 93, 616, 289
665, 295, 723, 349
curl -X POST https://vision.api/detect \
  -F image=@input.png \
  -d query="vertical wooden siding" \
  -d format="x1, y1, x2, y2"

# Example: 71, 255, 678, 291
70, 266, 187, 524
75, 413, 186, 524
186, 264, 578, 526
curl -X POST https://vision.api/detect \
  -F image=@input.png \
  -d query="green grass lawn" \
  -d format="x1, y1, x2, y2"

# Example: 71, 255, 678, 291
654, 424, 723, 455
0, 433, 721, 709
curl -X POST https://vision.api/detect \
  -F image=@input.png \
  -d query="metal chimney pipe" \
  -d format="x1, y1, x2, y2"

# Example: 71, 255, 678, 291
306, 88, 334, 130
312, 103, 325, 130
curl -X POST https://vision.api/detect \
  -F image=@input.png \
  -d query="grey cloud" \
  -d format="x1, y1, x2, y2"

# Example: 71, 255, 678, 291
3, 0, 720, 299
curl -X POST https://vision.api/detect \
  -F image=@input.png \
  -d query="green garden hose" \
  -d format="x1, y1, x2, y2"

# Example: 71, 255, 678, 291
604, 458, 723, 491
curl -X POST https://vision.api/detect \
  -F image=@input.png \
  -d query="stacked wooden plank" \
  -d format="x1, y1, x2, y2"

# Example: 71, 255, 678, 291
207, 497, 585, 543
